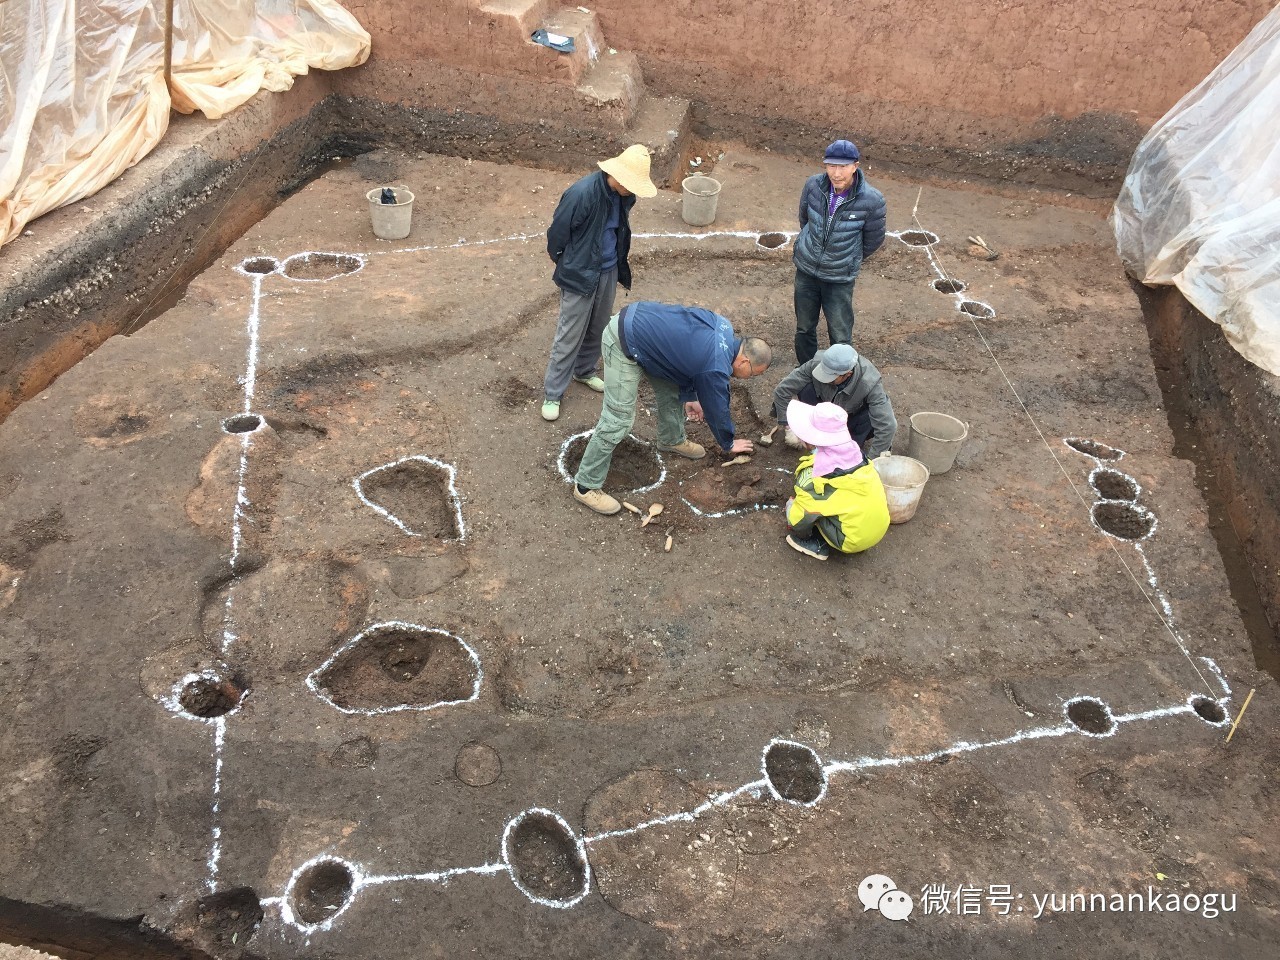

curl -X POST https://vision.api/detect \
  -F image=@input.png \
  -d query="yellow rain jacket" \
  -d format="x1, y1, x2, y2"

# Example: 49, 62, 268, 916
786, 455, 890, 554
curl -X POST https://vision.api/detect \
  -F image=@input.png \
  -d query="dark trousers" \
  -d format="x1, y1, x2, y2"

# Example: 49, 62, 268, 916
793, 268, 855, 364
796, 384, 873, 447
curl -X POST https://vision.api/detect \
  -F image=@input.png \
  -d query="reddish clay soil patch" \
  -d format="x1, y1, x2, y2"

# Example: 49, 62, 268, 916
314, 625, 476, 711
179, 674, 245, 718
681, 464, 790, 514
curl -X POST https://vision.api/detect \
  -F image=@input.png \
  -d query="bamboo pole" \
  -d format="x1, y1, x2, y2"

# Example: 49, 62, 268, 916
164, 0, 175, 89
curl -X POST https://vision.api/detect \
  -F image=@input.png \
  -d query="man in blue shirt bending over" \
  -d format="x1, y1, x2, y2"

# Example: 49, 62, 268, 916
573, 301, 772, 515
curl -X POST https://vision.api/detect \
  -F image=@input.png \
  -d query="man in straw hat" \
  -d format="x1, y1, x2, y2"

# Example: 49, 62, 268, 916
783, 399, 890, 560
791, 138, 887, 363
572, 301, 772, 515
542, 145, 658, 423
772, 342, 897, 457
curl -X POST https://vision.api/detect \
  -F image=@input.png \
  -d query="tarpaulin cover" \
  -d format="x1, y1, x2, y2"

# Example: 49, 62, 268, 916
1113, 4, 1280, 376
0, 1, 369, 247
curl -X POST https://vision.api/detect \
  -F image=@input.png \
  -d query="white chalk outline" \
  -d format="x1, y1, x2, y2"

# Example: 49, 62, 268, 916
761, 738, 828, 807
278, 251, 367, 283
265, 679, 1231, 931
501, 808, 592, 909
305, 620, 482, 716
889, 228, 939, 248
1088, 464, 1141, 503
195, 226, 1239, 930
234, 256, 280, 278
679, 466, 791, 518
556, 429, 667, 495
956, 299, 997, 320
353, 454, 468, 542
1091, 499, 1158, 543
1062, 695, 1118, 738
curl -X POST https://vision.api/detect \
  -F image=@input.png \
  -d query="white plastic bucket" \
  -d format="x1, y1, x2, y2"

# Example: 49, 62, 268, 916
906, 412, 968, 475
871, 454, 930, 524
681, 175, 722, 226
367, 185, 415, 240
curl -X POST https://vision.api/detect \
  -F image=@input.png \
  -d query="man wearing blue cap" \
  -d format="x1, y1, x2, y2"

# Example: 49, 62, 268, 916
791, 139, 887, 363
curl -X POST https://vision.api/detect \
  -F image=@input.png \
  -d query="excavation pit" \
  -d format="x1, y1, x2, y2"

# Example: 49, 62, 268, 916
1191, 696, 1228, 726
238, 256, 280, 276
958, 299, 996, 319
356, 457, 463, 540
560, 433, 664, 493
1092, 500, 1156, 541
310, 622, 480, 713
502, 809, 590, 907
1065, 697, 1116, 737
755, 232, 789, 250
1090, 468, 1139, 501
281, 252, 363, 281
1066, 437, 1124, 461
763, 740, 826, 806
177, 673, 245, 719
289, 858, 356, 927
932, 278, 966, 294
897, 230, 938, 247
222, 413, 264, 434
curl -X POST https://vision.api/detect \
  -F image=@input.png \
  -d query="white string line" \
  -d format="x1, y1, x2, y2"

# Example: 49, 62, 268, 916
904, 205, 1217, 697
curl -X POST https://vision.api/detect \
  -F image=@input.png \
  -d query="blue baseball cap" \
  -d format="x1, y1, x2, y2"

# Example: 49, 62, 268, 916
823, 139, 861, 165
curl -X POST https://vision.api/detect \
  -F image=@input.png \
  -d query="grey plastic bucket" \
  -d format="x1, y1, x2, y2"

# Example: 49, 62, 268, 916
367, 185, 415, 240
906, 411, 968, 475
871, 454, 930, 524
681, 175, 722, 226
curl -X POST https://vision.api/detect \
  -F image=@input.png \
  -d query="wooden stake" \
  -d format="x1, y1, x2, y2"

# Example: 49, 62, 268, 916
164, 0, 175, 90
1224, 687, 1255, 744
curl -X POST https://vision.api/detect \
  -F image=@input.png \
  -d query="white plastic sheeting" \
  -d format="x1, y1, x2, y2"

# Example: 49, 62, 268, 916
0, 1, 369, 248
1114, 5, 1280, 377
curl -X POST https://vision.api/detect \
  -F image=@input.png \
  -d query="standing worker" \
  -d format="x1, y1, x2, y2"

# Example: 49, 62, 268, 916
572, 301, 772, 515
791, 139, 887, 363
542, 145, 658, 422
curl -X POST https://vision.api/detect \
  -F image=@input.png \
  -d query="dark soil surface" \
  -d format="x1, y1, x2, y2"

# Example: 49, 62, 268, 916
1, 145, 1277, 960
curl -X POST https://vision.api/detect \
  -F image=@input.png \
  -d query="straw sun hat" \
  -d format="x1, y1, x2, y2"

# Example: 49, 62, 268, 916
598, 145, 659, 198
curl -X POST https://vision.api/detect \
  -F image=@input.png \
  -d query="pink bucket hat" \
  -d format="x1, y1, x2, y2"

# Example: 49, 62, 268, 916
787, 399, 853, 447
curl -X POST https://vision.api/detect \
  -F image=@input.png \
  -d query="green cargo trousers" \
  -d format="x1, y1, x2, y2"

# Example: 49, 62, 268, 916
575, 315, 689, 491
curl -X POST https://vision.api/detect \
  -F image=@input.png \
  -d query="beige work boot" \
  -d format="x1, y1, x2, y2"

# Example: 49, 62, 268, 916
784, 427, 805, 449
573, 485, 621, 515
658, 439, 706, 460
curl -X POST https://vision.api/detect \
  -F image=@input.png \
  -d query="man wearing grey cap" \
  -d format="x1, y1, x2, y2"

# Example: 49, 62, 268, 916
791, 139, 887, 363
771, 343, 897, 458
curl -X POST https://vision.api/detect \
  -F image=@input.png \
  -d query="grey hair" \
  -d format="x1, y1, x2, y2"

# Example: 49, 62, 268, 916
740, 337, 772, 371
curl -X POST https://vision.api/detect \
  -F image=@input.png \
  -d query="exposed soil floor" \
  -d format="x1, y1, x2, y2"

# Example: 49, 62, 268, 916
1, 146, 1277, 959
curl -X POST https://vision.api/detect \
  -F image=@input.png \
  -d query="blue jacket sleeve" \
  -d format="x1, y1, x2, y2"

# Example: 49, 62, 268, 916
546, 190, 579, 262
862, 190, 888, 258
797, 180, 810, 229
695, 370, 736, 451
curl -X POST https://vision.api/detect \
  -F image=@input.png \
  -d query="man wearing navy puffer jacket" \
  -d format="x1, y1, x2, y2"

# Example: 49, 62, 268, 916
791, 139, 887, 363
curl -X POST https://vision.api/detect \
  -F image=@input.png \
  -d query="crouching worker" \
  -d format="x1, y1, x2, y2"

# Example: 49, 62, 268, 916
784, 399, 890, 561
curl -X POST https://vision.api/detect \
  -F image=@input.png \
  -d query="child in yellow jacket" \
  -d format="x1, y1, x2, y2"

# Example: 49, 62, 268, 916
785, 399, 890, 560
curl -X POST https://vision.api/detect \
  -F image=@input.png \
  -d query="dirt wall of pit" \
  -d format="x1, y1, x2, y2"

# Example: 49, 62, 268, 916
337, 0, 1274, 190
1138, 284, 1280, 641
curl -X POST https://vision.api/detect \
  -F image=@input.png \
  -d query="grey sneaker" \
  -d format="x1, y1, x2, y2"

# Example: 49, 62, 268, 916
573, 486, 621, 515
657, 439, 706, 460
541, 399, 561, 422
786, 532, 830, 560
